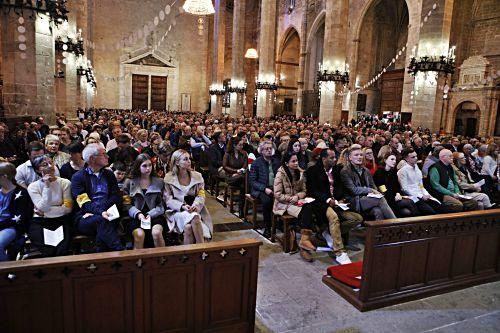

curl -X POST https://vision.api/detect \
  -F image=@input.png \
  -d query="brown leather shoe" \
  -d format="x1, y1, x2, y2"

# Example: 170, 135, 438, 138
299, 248, 314, 262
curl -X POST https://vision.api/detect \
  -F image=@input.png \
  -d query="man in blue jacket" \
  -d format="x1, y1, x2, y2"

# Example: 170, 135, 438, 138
71, 143, 124, 252
248, 140, 280, 238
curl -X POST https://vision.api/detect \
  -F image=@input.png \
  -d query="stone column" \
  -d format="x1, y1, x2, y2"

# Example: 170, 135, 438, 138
229, 0, 245, 118
318, 0, 348, 125
296, 0, 308, 118
210, 0, 225, 117
75, 0, 88, 110
401, 0, 423, 116
1, 12, 56, 123
256, 0, 277, 118
409, 0, 454, 132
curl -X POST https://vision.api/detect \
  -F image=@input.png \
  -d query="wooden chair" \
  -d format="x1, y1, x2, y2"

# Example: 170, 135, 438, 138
271, 213, 297, 253
243, 172, 262, 228
223, 182, 240, 213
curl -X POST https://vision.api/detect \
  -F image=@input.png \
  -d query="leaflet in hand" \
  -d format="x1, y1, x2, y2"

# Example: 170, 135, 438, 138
457, 194, 473, 200
428, 197, 441, 205
141, 216, 151, 230
302, 197, 316, 204
106, 204, 120, 221
367, 193, 384, 199
43, 226, 64, 247
473, 179, 485, 187
335, 200, 350, 211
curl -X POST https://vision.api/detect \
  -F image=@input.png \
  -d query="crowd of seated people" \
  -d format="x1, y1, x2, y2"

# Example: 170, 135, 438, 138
0, 109, 498, 265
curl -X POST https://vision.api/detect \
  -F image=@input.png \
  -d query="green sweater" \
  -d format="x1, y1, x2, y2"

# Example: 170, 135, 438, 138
429, 167, 459, 196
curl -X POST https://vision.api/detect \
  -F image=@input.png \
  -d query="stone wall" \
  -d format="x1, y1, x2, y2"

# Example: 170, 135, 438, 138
91, 0, 208, 112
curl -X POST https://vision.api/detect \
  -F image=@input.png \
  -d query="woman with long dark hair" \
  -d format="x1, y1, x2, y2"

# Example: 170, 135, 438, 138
222, 136, 248, 216
123, 153, 166, 249
273, 151, 315, 262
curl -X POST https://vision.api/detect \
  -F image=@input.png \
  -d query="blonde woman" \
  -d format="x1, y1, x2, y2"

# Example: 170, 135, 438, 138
164, 149, 212, 244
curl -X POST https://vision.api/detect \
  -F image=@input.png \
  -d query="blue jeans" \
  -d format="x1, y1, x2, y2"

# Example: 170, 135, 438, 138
0, 227, 17, 261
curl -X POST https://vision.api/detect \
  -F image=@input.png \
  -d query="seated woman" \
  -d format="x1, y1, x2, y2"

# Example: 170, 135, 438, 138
452, 152, 493, 210
362, 147, 378, 176
45, 134, 70, 170
340, 144, 396, 220
27, 155, 73, 257
0, 162, 33, 261
60, 141, 85, 181
164, 149, 212, 245
123, 154, 166, 249
222, 136, 248, 216
273, 151, 315, 262
373, 153, 422, 217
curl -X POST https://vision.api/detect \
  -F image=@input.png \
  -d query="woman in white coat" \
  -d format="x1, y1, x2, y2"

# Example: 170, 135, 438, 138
164, 149, 212, 244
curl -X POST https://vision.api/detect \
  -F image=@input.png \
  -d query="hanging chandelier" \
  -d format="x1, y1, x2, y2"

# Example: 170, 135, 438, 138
244, 48, 258, 59
182, 0, 215, 16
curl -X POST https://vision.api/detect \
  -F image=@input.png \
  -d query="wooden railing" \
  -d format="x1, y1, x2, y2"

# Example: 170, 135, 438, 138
0, 239, 261, 333
323, 209, 500, 311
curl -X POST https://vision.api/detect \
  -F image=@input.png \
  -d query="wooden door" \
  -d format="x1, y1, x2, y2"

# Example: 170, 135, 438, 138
132, 74, 149, 110
151, 76, 167, 110
380, 69, 404, 115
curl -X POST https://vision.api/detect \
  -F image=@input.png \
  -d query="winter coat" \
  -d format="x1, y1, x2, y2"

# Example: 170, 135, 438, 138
273, 167, 306, 218
163, 171, 213, 234
122, 176, 165, 219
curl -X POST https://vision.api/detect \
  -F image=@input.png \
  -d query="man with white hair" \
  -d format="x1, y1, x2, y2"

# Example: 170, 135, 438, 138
427, 149, 478, 213
71, 143, 124, 252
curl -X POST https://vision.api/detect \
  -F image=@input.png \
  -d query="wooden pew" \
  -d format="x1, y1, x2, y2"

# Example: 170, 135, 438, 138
0, 239, 261, 333
323, 209, 500, 311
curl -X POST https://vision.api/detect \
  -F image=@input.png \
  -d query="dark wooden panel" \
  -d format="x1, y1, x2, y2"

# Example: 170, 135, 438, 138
0, 239, 261, 333
380, 69, 404, 114
426, 238, 454, 283
398, 242, 429, 289
204, 260, 249, 329
144, 266, 195, 333
324, 209, 500, 311
132, 74, 149, 110
74, 274, 134, 333
366, 246, 401, 297
452, 235, 477, 277
0, 281, 64, 333
151, 75, 167, 110
475, 233, 499, 273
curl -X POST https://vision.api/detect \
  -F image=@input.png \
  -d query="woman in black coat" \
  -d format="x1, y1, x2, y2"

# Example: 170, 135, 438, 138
373, 153, 421, 217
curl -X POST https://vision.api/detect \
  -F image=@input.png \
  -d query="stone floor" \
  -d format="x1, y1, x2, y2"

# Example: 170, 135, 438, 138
214, 229, 500, 333
206, 195, 500, 332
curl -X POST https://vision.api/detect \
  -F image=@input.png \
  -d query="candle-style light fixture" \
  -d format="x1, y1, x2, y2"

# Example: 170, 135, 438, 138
408, 46, 456, 76
0, 0, 68, 27
228, 80, 247, 93
317, 63, 350, 84
255, 75, 278, 90
55, 36, 84, 56
208, 84, 226, 95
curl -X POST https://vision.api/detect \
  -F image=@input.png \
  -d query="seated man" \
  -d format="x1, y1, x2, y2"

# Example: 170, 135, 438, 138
71, 143, 125, 252
108, 134, 139, 169
340, 144, 396, 220
248, 140, 280, 238
397, 148, 439, 215
207, 131, 226, 179
306, 147, 363, 265
16, 141, 59, 189
427, 149, 479, 213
